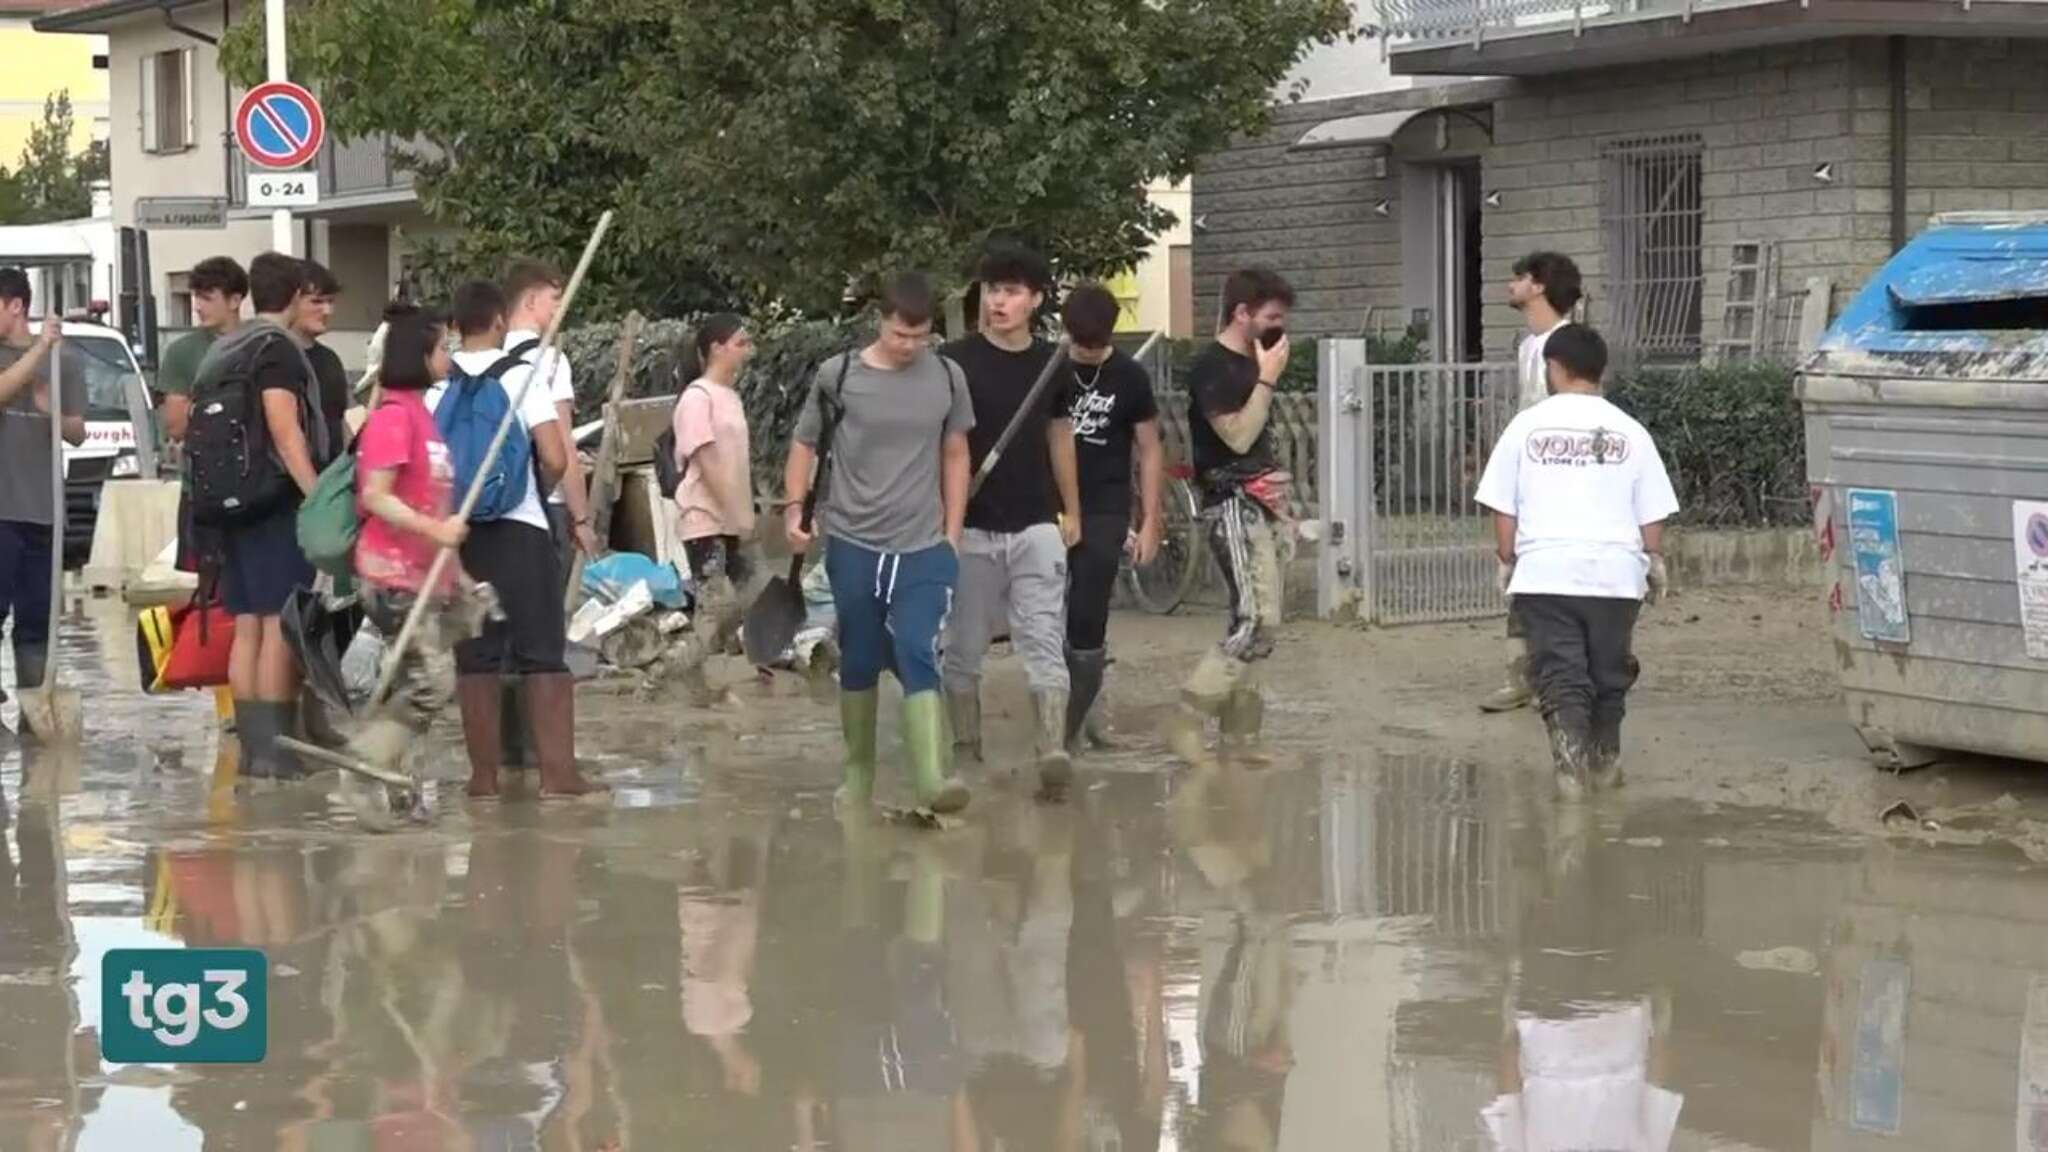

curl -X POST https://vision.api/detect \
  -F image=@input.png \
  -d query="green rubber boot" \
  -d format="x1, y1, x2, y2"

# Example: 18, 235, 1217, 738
902, 691, 970, 815
836, 689, 879, 810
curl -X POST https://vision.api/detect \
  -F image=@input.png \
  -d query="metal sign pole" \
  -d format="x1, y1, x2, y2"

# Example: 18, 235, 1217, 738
265, 0, 293, 255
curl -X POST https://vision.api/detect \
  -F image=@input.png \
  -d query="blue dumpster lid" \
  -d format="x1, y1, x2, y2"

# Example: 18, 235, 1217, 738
1820, 214, 2048, 365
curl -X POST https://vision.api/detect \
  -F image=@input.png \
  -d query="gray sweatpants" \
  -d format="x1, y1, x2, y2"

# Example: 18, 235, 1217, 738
942, 523, 1070, 694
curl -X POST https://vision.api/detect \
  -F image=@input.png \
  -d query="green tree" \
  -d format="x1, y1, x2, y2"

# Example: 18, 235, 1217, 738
222, 0, 1350, 316
0, 92, 107, 225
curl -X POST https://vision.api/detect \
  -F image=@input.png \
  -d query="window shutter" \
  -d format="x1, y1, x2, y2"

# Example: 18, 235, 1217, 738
140, 53, 159, 153
178, 49, 195, 150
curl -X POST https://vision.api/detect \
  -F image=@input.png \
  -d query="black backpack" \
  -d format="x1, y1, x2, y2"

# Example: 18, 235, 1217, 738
187, 333, 299, 527
652, 381, 705, 500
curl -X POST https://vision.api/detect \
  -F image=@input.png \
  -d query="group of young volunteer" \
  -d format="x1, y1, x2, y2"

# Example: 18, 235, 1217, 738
0, 237, 1673, 810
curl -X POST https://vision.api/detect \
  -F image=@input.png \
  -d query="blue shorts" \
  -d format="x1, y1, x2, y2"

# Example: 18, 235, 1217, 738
221, 508, 314, 617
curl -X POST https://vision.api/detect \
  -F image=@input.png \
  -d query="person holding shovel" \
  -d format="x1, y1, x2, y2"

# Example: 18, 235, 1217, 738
346, 304, 473, 773
784, 272, 975, 816
0, 268, 85, 710
940, 243, 1082, 797
666, 313, 756, 705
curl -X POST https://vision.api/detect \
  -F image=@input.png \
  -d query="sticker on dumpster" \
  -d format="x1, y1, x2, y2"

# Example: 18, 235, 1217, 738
2014, 502, 2048, 660
2020, 974, 2048, 1152
1847, 489, 1909, 644
1849, 957, 1909, 1135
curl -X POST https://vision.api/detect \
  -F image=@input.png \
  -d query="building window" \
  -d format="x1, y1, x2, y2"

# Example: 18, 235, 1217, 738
1601, 134, 1704, 363
165, 272, 193, 330
140, 48, 195, 155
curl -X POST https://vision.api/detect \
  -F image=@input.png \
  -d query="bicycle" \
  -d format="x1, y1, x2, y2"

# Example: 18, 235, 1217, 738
1121, 463, 1206, 615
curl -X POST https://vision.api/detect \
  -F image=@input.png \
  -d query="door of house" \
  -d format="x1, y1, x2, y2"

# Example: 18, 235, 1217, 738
1433, 163, 1484, 363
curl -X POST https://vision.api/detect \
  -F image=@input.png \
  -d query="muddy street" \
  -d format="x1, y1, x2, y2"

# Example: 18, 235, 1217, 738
6, 587, 2048, 1150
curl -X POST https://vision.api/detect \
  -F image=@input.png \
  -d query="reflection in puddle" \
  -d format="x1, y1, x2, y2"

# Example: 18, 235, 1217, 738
6, 608, 2048, 1148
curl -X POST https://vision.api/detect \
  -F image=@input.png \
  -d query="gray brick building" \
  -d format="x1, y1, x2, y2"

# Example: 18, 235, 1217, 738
1193, 2, 2048, 364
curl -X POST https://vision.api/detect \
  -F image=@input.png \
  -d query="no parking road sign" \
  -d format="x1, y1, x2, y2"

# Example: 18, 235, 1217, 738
235, 81, 326, 171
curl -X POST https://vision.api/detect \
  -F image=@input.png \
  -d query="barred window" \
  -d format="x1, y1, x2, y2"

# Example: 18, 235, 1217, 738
1602, 134, 1704, 363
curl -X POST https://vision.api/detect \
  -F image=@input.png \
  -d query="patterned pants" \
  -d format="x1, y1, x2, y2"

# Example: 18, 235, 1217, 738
1183, 494, 1283, 708
361, 586, 466, 736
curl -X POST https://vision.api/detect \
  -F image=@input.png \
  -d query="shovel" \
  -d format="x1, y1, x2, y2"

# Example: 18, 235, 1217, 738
20, 328, 81, 743
743, 398, 843, 669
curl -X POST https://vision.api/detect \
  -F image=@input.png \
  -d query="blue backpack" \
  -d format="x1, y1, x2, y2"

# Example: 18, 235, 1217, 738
436, 353, 535, 522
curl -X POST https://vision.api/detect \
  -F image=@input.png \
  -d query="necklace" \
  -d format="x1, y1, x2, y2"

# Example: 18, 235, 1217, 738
1074, 362, 1105, 391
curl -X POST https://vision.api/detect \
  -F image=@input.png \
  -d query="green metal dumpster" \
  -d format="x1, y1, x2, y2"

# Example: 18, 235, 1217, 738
1800, 212, 2048, 768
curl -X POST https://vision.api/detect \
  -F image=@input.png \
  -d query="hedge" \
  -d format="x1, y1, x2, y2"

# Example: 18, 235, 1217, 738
1608, 361, 1808, 528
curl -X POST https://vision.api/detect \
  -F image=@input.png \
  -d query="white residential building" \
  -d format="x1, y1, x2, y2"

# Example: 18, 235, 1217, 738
36, 0, 427, 371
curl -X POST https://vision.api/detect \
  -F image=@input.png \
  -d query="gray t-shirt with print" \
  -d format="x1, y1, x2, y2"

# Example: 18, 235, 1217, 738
0, 342, 87, 527
792, 349, 974, 554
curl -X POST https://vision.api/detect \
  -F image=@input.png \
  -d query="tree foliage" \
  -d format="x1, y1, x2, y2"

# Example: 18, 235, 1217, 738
221, 0, 1350, 317
0, 92, 109, 225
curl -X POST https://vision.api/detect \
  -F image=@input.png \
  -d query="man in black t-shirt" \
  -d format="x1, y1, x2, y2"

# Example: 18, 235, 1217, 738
939, 243, 1083, 798
1167, 268, 1295, 768
293, 259, 352, 453
206, 252, 328, 780
1057, 283, 1161, 753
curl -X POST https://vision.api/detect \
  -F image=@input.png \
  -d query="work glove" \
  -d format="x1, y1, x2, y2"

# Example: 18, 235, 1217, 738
1645, 554, 1670, 605
1495, 558, 1515, 596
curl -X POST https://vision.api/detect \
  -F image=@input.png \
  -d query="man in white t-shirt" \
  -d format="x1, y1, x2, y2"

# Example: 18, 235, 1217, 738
504, 258, 596, 590
1481, 251, 1584, 715
431, 279, 605, 800
1475, 325, 1676, 798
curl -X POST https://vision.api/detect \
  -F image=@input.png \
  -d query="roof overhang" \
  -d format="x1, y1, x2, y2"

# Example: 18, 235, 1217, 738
33, 0, 210, 34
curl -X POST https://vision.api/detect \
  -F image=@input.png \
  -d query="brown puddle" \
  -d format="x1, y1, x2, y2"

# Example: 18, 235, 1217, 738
4, 602, 2048, 1150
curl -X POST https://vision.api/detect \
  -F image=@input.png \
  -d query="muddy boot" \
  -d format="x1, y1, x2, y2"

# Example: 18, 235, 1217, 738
1081, 663, 1123, 750
271, 698, 309, 780
1034, 689, 1074, 799
234, 699, 278, 781
1589, 718, 1624, 790
1219, 683, 1271, 769
1063, 648, 1107, 754
1545, 714, 1591, 801
946, 687, 982, 766
1479, 654, 1532, 713
457, 675, 505, 799
902, 691, 970, 815
1162, 697, 1217, 767
836, 688, 879, 811
527, 671, 608, 799
499, 679, 529, 770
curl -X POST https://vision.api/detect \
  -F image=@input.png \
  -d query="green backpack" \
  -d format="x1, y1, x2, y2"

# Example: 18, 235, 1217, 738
297, 448, 358, 579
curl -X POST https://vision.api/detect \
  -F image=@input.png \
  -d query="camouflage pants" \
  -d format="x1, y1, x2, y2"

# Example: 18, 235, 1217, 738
360, 586, 468, 739
1183, 494, 1283, 711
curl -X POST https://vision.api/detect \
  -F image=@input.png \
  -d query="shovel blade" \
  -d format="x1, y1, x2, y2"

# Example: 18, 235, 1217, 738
742, 576, 806, 668
20, 687, 82, 744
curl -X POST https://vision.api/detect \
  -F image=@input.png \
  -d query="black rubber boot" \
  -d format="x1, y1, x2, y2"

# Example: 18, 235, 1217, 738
12, 643, 47, 694
1063, 647, 1107, 752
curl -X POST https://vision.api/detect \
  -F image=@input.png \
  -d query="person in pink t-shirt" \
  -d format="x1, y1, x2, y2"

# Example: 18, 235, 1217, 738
665, 314, 756, 704
347, 303, 473, 775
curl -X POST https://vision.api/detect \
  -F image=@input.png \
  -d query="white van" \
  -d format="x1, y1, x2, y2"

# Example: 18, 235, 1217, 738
33, 320, 160, 567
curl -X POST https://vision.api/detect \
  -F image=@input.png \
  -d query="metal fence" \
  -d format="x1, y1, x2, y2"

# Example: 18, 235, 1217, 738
1318, 341, 1517, 624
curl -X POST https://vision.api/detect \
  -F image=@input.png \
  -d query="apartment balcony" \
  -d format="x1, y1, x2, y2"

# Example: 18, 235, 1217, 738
1375, 0, 2048, 74
229, 133, 429, 222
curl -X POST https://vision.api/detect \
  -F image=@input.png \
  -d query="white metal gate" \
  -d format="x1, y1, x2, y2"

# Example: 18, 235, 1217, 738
1318, 340, 1517, 625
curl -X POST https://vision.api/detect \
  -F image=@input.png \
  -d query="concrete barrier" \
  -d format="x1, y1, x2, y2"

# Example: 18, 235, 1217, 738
1665, 527, 1823, 590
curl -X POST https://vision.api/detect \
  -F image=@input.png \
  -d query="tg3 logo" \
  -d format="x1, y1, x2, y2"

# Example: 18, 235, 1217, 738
102, 949, 267, 1064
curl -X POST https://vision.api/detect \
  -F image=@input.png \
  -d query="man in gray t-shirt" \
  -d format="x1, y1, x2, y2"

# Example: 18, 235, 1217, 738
784, 272, 976, 816
0, 268, 88, 698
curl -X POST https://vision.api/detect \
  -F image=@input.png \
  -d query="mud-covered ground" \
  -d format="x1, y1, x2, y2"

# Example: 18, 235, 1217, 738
3, 585, 2046, 1150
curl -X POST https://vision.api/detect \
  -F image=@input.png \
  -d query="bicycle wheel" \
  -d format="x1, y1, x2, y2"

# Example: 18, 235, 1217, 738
1124, 477, 1204, 615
